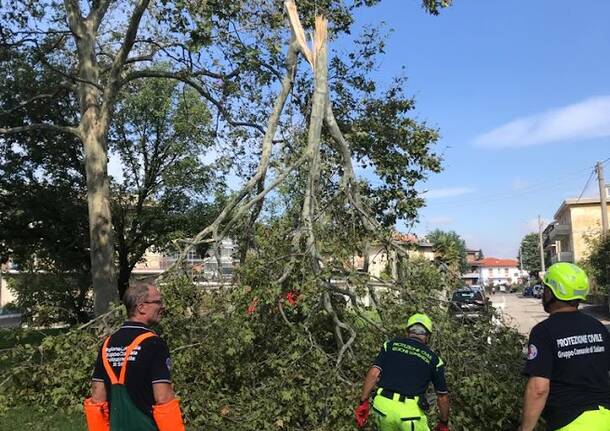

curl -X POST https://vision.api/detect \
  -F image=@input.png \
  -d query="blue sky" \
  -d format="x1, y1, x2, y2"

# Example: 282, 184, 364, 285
348, 0, 610, 258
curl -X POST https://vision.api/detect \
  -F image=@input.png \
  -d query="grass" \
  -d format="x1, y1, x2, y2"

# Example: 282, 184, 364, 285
0, 329, 85, 430
0, 406, 85, 431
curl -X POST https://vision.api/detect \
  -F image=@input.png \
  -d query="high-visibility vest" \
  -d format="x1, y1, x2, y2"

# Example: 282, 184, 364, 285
101, 332, 159, 431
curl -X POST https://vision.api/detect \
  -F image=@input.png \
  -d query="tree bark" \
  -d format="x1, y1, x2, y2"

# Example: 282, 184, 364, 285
75, 22, 119, 315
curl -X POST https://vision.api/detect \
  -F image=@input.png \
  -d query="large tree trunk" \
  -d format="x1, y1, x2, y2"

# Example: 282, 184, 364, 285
83, 127, 118, 314
76, 25, 118, 315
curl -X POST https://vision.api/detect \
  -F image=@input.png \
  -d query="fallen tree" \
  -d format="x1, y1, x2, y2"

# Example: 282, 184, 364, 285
0, 3, 530, 430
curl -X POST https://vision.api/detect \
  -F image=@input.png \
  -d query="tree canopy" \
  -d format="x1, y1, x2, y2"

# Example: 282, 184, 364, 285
427, 229, 469, 273
518, 232, 541, 276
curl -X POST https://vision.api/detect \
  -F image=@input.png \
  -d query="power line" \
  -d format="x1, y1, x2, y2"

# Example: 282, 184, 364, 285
424, 158, 610, 210
576, 169, 596, 203
424, 169, 591, 209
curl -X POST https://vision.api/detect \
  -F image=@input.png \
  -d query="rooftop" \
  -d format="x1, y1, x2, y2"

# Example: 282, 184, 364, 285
475, 257, 519, 268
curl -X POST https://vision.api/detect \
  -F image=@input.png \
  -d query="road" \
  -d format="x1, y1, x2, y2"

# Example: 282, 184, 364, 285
491, 293, 610, 336
490, 293, 547, 335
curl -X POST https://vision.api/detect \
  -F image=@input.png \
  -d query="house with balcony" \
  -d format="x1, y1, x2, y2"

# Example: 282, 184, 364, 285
133, 238, 238, 280
461, 249, 484, 286
354, 233, 483, 281
543, 193, 610, 264
474, 258, 526, 286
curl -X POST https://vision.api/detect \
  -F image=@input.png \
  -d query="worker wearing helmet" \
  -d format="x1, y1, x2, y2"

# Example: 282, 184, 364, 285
519, 263, 610, 431
355, 313, 450, 431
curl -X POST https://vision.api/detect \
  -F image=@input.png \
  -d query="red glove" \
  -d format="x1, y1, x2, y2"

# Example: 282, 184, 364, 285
434, 420, 449, 431
354, 399, 370, 428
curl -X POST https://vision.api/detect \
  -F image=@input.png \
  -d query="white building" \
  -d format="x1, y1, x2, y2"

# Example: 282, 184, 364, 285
475, 258, 526, 286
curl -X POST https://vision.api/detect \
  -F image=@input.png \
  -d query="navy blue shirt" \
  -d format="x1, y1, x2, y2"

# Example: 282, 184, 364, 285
92, 321, 172, 419
373, 336, 448, 396
523, 311, 610, 430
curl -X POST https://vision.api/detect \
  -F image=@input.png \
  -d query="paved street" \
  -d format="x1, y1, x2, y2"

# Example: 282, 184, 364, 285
490, 293, 547, 335
491, 293, 610, 336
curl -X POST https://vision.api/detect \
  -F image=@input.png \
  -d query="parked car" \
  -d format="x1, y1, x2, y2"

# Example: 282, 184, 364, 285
449, 288, 488, 320
523, 285, 534, 297
532, 284, 543, 298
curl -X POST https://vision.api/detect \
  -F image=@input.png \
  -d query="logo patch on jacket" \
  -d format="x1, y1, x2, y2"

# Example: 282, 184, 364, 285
527, 344, 538, 360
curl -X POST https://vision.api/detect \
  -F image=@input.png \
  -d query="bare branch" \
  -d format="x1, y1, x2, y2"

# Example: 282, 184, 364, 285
219, 153, 309, 239
88, 0, 112, 31
163, 39, 301, 272
100, 0, 151, 127
122, 69, 265, 134
63, 0, 86, 38
0, 91, 63, 116
0, 123, 81, 138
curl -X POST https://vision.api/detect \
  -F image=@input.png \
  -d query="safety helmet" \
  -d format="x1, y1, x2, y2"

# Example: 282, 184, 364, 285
407, 313, 433, 334
543, 262, 589, 301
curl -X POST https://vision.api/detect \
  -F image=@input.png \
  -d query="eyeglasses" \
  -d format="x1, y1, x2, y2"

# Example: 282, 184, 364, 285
143, 300, 163, 305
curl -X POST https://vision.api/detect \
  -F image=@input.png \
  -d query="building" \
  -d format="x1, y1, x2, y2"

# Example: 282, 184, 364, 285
132, 238, 238, 280
356, 233, 483, 281
543, 194, 610, 264
0, 262, 18, 307
356, 234, 436, 279
0, 240, 238, 307
461, 249, 484, 286
475, 257, 526, 287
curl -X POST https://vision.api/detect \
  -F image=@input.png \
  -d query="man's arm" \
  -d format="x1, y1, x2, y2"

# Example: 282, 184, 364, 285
519, 376, 550, 431
153, 383, 176, 404
359, 367, 381, 402
436, 393, 449, 423
91, 381, 107, 402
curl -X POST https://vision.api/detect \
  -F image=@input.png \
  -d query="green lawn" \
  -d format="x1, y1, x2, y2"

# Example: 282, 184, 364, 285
0, 406, 85, 431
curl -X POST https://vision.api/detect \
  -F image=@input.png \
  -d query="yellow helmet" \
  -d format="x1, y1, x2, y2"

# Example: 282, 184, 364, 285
543, 262, 589, 301
407, 313, 433, 334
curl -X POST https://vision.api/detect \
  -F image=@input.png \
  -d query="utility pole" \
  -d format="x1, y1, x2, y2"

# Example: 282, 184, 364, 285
596, 161, 609, 237
538, 215, 546, 273
519, 246, 523, 270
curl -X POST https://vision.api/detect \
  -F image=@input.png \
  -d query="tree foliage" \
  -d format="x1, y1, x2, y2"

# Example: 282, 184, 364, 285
0, 256, 527, 431
518, 233, 541, 276
1, 0, 449, 314
581, 233, 610, 295
427, 229, 469, 273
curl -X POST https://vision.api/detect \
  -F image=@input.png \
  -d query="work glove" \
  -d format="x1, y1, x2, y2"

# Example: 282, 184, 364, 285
153, 398, 185, 431
433, 420, 449, 431
354, 399, 370, 428
83, 398, 109, 431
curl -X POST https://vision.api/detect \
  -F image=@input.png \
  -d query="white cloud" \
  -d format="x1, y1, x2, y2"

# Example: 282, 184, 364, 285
474, 96, 610, 148
423, 187, 475, 199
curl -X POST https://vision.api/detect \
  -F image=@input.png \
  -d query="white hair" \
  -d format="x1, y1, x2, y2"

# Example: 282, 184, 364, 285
408, 323, 429, 336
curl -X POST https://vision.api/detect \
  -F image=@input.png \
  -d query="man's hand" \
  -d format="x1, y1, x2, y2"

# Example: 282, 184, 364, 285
354, 399, 370, 428
433, 420, 449, 431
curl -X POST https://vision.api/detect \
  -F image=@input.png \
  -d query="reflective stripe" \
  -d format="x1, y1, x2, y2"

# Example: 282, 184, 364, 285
437, 357, 444, 368
383, 341, 389, 352
101, 337, 118, 385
